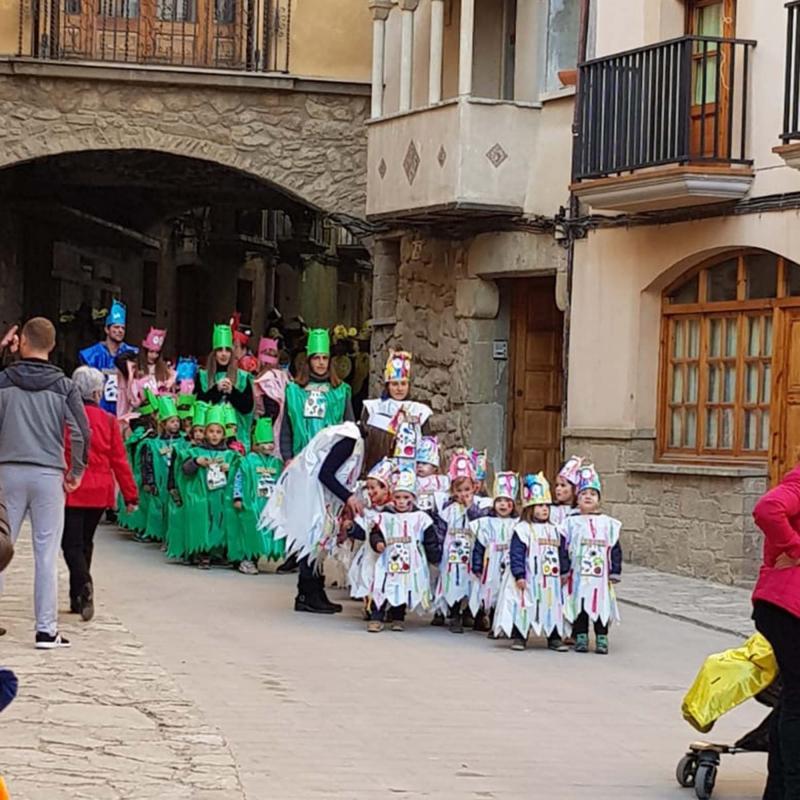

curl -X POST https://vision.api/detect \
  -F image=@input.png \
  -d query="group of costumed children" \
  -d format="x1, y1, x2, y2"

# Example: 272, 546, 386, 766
118, 323, 285, 573
263, 350, 624, 655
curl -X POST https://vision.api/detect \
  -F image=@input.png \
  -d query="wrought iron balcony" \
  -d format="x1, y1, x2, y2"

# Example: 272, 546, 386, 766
11, 0, 290, 72
572, 35, 756, 211
782, 0, 800, 142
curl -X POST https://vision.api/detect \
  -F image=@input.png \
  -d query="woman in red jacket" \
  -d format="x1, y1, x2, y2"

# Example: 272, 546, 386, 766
752, 465, 800, 800
64, 367, 138, 622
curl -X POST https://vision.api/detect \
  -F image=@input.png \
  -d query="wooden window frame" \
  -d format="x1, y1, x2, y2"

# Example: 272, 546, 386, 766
657, 249, 800, 465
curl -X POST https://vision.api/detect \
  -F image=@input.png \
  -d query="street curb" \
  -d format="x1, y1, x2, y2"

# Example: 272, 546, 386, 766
617, 596, 751, 639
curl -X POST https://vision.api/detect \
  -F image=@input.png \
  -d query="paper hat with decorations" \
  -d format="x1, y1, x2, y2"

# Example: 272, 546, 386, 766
367, 457, 396, 487
158, 396, 179, 421
142, 327, 166, 353
177, 394, 196, 420
306, 328, 330, 357
258, 337, 280, 367
448, 450, 476, 482
192, 401, 209, 428
558, 455, 585, 487
384, 351, 412, 383
253, 417, 274, 445
522, 472, 552, 507
493, 471, 520, 501
577, 464, 602, 496
417, 436, 440, 467
106, 300, 127, 327
393, 464, 418, 497
470, 449, 488, 482
212, 324, 233, 351
230, 312, 252, 346
141, 387, 160, 417
176, 357, 198, 384
222, 404, 237, 431
205, 405, 226, 430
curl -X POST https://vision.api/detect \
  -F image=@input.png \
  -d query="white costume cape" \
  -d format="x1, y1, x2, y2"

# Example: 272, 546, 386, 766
347, 502, 385, 599
259, 422, 364, 566
417, 474, 451, 514
468, 516, 515, 615
362, 398, 433, 433
371, 510, 434, 613
435, 503, 476, 610
494, 521, 567, 638
563, 513, 621, 626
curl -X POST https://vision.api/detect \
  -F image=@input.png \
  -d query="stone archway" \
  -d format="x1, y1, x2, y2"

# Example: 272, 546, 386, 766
0, 72, 369, 218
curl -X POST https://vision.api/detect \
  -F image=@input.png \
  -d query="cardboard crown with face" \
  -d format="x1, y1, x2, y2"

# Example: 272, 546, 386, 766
142, 327, 166, 353
384, 350, 412, 383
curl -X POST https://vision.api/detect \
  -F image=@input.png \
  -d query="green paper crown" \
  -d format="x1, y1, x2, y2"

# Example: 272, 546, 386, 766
192, 401, 209, 428
158, 396, 179, 421
306, 328, 330, 356
253, 417, 274, 445
141, 388, 159, 417
205, 405, 226, 429
222, 404, 237, 429
212, 324, 233, 351
177, 394, 196, 420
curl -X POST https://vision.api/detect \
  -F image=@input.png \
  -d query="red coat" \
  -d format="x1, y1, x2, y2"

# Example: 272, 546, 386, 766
752, 465, 800, 619
65, 402, 138, 509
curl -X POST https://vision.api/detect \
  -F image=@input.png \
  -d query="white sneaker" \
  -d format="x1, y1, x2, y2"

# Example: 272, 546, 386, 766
237, 560, 258, 575
35, 632, 71, 649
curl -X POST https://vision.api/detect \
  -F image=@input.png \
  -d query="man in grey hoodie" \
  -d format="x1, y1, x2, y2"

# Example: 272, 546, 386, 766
0, 317, 90, 649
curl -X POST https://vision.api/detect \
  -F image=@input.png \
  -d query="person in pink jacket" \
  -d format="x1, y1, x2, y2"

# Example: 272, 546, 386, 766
752, 464, 800, 800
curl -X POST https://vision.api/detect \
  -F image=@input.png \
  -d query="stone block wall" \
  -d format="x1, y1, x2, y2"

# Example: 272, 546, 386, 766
564, 433, 767, 586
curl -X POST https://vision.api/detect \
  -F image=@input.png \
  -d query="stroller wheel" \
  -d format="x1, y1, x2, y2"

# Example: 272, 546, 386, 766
694, 763, 717, 800
676, 754, 697, 788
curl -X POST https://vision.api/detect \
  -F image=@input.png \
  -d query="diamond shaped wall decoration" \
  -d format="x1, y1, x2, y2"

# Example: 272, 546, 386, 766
486, 143, 508, 168
437, 145, 447, 167
403, 140, 420, 185
378, 158, 387, 179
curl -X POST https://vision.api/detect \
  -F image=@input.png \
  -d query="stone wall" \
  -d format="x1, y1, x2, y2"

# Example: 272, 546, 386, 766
372, 233, 509, 468
564, 432, 767, 586
0, 72, 369, 217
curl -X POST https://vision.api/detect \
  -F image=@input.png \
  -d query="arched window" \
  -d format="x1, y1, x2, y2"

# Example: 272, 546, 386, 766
660, 249, 800, 461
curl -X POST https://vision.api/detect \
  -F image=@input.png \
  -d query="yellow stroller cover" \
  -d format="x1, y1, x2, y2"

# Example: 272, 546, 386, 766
682, 633, 778, 733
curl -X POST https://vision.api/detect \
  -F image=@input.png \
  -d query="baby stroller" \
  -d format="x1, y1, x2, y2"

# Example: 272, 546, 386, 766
675, 633, 779, 800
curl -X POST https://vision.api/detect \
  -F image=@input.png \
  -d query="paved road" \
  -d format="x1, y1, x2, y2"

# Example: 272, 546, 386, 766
91, 528, 768, 800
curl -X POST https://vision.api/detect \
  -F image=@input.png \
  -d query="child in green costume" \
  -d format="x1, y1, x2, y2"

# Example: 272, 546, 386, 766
233, 417, 284, 573
121, 389, 159, 536
177, 393, 196, 436
223, 403, 247, 456
178, 405, 240, 569
141, 397, 183, 544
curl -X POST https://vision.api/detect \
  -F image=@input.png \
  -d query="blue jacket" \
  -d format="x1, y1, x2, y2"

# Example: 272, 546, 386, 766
78, 341, 138, 414
471, 510, 519, 577
509, 530, 571, 581
0, 668, 18, 712
369, 507, 441, 564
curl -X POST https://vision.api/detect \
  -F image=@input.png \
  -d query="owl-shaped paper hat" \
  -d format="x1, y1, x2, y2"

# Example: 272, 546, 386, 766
493, 471, 519, 501
142, 327, 166, 353
417, 436, 440, 467
393, 463, 418, 497
367, 457, 396, 488
384, 350, 412, 382
522, 472, 552, 507
577, 464, 602, 496
448, 450, 476, 482
558, 455, 585, 487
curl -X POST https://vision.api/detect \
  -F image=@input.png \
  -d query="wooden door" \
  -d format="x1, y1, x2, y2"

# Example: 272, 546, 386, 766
771, 308, 800, 484
508, 278, 564, 478
686, 0, 736, 159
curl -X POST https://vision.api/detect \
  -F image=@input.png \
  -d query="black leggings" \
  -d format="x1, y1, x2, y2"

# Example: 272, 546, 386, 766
62, 507, 104, 606
573, 611, 609, 637
754, 600, 800, 800
370, 602, 406, 622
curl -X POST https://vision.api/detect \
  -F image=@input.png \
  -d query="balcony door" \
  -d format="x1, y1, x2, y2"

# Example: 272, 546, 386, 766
687, 0, 736, 159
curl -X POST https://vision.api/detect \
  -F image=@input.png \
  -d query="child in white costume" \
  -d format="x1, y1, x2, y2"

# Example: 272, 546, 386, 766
434, 452, 488, 634
551, 455, 583, 526
348, 458, 396, 603
494, 473, 569, 652
562, 464, 622, 655
415, 436, 450, 514
367, 465, 440, 632
468, 472, 519, 632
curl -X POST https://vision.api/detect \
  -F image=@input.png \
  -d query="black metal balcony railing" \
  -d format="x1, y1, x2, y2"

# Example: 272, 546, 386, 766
783, 0, 800, 141
14, 0, 290, 72
574, 35, 756, 181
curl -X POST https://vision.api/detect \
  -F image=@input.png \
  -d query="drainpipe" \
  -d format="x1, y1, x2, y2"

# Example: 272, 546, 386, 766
561, 0, 591, 458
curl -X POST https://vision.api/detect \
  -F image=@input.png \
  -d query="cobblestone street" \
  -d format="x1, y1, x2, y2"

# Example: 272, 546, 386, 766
0, 525, 769, 799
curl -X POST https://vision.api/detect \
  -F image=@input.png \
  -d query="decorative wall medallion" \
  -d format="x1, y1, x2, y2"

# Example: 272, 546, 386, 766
437, 145, 447, 167
378, 158, 387, 179
403, 140, 420, 185
486, 143, 508, 168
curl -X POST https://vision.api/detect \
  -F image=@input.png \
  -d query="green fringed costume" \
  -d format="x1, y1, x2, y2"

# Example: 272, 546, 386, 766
117, 427, 154, 532
164, 436, 193, 559
140, 434, 182, 542
285, 382, 351, 456
198, 368, 254, 448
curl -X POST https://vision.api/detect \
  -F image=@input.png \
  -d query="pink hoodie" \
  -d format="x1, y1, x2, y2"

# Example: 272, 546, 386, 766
254, 369, 289, 457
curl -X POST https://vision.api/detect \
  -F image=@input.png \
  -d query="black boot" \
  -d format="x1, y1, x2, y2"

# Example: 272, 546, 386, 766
277, 553, 299, 574
315, 574, 343, 613
294, 575, 335, 614
80, 583, 95, 622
